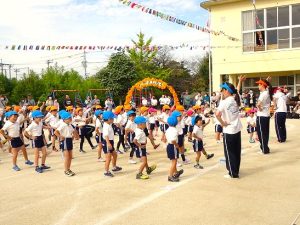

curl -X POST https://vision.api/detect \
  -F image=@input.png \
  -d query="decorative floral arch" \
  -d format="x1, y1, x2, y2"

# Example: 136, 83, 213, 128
125, 78, 180, 106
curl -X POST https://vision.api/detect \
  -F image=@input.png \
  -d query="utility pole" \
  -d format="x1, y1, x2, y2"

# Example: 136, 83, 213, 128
46, 59, 53, 69
82, 50, 88, 78
8, 64, 12, 79
14, 68, 20, 80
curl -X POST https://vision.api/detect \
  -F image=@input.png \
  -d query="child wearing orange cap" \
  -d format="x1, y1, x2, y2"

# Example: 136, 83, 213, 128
158, 105, 170, 143
45, 106, 60, 151
115, 106, 127, 154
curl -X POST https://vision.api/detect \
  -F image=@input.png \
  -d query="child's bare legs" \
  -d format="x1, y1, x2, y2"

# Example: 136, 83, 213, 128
41, 147, 47, 164
34, 149, 39, 166
97, 144, 103, 159
20, 145, 29, 161
139, 156, 148, 174
169, 159, 177, 177
63, 151, 72, 171
215, 132, 221, 141
105, 153, 112, 171
195, 151, 201, 163
112, 151, 117, 167
12, 148, 18, 166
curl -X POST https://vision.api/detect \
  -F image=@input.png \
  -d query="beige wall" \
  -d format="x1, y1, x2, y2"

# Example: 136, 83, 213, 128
209, 0, 300, 91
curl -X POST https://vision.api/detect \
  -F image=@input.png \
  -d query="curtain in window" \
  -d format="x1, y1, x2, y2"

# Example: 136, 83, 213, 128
243, 11, 254, 31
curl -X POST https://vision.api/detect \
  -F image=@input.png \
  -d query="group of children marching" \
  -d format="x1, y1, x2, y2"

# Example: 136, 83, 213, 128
0, 103, 220, 182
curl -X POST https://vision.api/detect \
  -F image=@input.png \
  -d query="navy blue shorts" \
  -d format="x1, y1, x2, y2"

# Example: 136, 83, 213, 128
127, 133, 135, 144
247, 125, 256, 133
60, 138, 73, 151
50, 128, 56, 136
95, 134, 104, 143
155, 121, 159, 127
160, 124, 169, 133
149, 123, 155, 131
136, 147, 147, 158
10, 137, 24, 148
183, 125, 188, 135
102, 140, 115, 154
193, 139, 204, 152
167, 144, 179, 160
215, 124, 223, 133
32, 135, 45, 149
188, 125, 194, 133
144, 128, 149, 137
178, 134, 184, 147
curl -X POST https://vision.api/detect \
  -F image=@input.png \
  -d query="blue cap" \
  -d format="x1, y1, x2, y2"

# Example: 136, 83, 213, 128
95, 110, 103, 117
192, 116, 202, 126
58, 110, 67, 117
134, 116, 147, 125
5, 110, 18, 118
103, 111, 116, 120
220, 82, 234, 94
167, 116, 178, 127
171, 110, 182, 118
61, 112, 72, 120
127, 110, 136, 117
32, 110, 44, 118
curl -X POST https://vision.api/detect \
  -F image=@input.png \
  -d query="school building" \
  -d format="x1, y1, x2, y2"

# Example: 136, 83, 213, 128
201, 0, 300, 95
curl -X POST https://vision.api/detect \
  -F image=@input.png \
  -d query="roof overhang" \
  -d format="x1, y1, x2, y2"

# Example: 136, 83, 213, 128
200, 0, 243, 10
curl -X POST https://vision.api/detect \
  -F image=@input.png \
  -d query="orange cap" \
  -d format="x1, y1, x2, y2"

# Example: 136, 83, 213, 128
14, 106, 21, 112
27, 106, 33, 111
256, 79, 268, 87
162, 105, 170, 111
124, 104, 131, 110
75, 107, 83, 113
115, 106, 124, 115
176, 105, 185, 112
5, 106, 12, 111
140, 106, 149, 113
192, 105, 201, 110
50, 106, 58, 111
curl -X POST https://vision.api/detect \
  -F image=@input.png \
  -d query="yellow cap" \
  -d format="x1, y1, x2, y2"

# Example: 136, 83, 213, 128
66, 106, 73, 111
50, 106, 58, 111
95, 105, 102, 109
140, 106, 149, 113
75, 107, 83, 113
176, 105, 185, 112
192, 105, 201, 110
162, 105, 170, 111
32, 106, 40, 111
5, 106, 12, 111
46, 106, 51, 111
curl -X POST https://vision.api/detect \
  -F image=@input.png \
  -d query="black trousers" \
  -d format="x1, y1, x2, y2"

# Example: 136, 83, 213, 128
223, 132, 241, 178
256, 116, 270, 154
275, 112, 287, 142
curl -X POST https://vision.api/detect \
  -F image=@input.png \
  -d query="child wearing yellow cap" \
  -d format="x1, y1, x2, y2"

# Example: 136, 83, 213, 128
115, 106, 128, 154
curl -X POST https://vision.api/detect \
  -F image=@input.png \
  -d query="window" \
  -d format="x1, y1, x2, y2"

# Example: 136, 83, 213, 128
296, 75, 300, 84
242, 3, 300, 52
292, 4, 300, 25
279, 75, 294, 86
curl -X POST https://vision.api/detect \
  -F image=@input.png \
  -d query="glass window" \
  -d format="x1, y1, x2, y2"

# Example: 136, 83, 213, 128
255, 31, 265, 51
292, 4, 300, 25
242, 11, 254, 31
270, 76, 279, 86
278, 6, 289, 27
243, 33, 254, 52
267, 30, 278, 50
292, 27, 300, 48
255, 9, 264, 29
278, 29, 290, 49
279, 76, 294, 85
279, 76, 287, 85
267, 8, 277, 28
296, 75, 300, 84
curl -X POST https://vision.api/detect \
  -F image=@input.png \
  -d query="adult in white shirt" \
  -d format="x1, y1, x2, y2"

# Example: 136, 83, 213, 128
216, 82, 242, 179
142, 97, 148, 106
150, 96, 158, 108
255, 79, 272, 154
273, 87, 289, 143
159, 95, 165, 107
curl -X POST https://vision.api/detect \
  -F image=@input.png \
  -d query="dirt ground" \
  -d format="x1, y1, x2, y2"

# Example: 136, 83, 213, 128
0, 118, 299, 225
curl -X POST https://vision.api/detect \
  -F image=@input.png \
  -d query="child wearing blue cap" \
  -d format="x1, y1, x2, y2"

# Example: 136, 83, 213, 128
125, 110, 137, 164
0, 111, 33, 171
94, 110, 105, 162
133, 116, 156, 180
24, 110, 51, 173
165, 116, 184, 182
102, 111, 122, 177
54, 112, 79, 177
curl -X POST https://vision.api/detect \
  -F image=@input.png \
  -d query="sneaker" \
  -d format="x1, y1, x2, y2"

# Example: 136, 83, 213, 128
177, 162, 182, 167
68, 170, 76, 176
249, 139, 255, 143
136, 173, 149, 180
41, 165, 51, 170
46, 143, 52, 148
64, 170, 74, 177
12, 165, 21, 171
25, 160, 34, 165
128, 159, 137, 164
146, 164, 157, 175
112, 166, 122, 172
194, 164, 204, 169
224, 174, 232, 179
206, 153, 214, 160
216, 140, 222, 144
35, 166, 43, 173
257, 151, 263, 155
173, 169, 184, 178
79, 149, 86, 153
183, 159, 191, 165
104, 171, 114, 177
117, 150, 124, 154
168, 176, 179, 182
91, 146, 97, 150
98, 157, 106, 162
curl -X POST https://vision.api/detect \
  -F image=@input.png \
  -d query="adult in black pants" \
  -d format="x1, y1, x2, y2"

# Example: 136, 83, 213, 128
256, 79, 273, 154
273, 87, 289, 142
216, 82, 242, 179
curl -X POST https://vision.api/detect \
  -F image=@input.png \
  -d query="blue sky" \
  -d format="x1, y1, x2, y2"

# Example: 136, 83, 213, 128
0, 0, 210, 76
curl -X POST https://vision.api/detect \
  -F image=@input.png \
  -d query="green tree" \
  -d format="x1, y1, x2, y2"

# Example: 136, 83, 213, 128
192, 53, 210, 92
96, 52, 137, 102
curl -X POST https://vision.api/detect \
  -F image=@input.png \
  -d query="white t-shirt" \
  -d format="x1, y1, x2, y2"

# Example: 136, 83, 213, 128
273, 91, 287, 113
25, 121, 43, 136
17, 114, 25, 127
246, 116, 256, 126
2, 121, 20, 138
46, 114, 60, 129
151, 99, 158, 106
185, 116, 192, 126
117, 114, 126, 126
217, 96, 242, 134
134, 128, 147, 144
192, 125, 203, 139
74, 115, 86, 127
176, 122, 183, 135
148, 116, 155, 124
102, 122, 114, 140
95, 118, 103, 133
56, 122, 74, 138
165, 126, 178, 144
125, 119, 136, 131
160, 112, 169, 123
142, 99, 148, 106
257, 90, 271, 117
159, 97, 165, 105
165, 98, 171, 105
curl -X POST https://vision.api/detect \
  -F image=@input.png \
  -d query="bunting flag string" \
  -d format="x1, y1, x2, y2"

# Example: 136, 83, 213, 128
0, 44, 242, 51
118, 0, 240, 42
